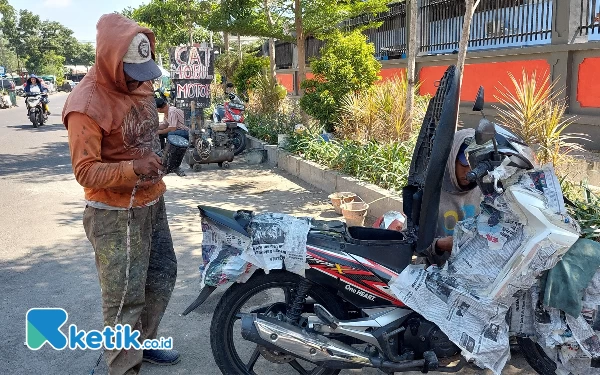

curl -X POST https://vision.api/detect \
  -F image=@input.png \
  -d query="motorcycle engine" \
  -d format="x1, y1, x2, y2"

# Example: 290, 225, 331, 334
213, 132, 230, 148
400, 317, 460, 359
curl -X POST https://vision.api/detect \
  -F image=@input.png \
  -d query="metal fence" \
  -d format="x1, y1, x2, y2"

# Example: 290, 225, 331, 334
342, 2, 408, 58
579, 0, 600, 35
419, 0, 553, 54
272, 0, 595, 67
275, 42, 294, 69
305, 37, 326, 62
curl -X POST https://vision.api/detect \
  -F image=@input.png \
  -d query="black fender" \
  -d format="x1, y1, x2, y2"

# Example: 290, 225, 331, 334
416, 67, 461, 255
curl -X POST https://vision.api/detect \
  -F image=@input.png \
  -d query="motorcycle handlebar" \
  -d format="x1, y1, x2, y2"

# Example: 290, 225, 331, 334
466, 162, 490, 183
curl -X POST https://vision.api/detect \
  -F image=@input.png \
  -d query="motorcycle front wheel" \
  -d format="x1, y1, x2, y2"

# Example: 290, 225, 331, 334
29, 112, 38, 128
210, 271, 344, 375
516, 337, 557, 375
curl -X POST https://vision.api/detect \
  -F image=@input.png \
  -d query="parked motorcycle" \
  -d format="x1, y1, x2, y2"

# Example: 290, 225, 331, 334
182, 65, 595, 375
23, 92, 48, 128
212, 91, 248, 155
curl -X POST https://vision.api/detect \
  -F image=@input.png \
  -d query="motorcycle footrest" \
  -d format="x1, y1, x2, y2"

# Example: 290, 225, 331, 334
313, 304, 339, 329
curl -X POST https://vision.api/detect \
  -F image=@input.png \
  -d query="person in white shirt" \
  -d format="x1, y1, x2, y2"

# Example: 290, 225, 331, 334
156, 97, 189, 149
24, 75, 50, 114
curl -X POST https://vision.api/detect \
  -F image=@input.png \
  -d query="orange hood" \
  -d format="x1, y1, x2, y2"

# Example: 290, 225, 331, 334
62, 13, 158, 132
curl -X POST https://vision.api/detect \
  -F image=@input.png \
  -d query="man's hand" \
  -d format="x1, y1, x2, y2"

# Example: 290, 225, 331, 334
133, 154, 164, 178
435, 236, 453, 252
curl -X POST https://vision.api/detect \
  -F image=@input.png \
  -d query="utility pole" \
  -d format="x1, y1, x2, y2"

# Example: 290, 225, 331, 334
405, 0, 418, 133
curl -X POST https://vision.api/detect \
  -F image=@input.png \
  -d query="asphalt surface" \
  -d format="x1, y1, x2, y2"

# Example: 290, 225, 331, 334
0, 93, 535, 375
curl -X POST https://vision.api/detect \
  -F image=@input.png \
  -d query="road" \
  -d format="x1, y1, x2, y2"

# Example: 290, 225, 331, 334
0, 93, 534, 375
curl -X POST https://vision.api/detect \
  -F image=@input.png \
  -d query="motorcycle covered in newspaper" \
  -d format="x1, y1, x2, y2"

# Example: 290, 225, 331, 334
182, 65, 600, 375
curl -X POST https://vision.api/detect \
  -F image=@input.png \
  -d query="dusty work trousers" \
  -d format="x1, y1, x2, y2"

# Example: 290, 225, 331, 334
83, 196, 178, 375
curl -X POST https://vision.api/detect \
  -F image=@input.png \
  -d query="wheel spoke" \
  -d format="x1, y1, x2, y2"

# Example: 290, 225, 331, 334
246, 345, 261, 372
289, 359, 309, 375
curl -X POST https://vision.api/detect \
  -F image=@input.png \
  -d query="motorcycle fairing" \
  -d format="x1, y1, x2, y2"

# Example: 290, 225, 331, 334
305, 244, 404, 308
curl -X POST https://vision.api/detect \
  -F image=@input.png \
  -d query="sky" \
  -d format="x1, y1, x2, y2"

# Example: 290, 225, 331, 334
8, 0, 148, 43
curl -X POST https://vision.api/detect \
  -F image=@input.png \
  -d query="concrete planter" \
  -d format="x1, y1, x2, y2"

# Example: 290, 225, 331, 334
246, 135, 404, 219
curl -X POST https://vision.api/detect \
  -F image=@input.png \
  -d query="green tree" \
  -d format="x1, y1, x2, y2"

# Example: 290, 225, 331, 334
39, 50, 65, 78
208, 0, 387, 90
1, 2, 89, 76
300, 30, 381, 132
232, 54, 269, 99
78, 43, 95, 69
125, 0, 215, 58
0, 37, 18, 72
215, 51, 242, 83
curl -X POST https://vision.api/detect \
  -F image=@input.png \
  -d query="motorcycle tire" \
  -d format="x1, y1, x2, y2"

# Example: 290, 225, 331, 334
516, 337, 557, 375
30, 112, 38, 128
232, 127, 247, 155
210, 271, 344, 375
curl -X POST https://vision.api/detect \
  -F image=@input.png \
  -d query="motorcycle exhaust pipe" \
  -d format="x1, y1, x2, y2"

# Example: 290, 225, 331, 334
240, 313, 372, 369
240, 313, 441, 372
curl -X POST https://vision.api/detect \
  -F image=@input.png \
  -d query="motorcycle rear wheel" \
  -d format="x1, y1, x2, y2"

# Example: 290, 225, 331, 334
231, 127, 247, 155
210, 271, 344, 375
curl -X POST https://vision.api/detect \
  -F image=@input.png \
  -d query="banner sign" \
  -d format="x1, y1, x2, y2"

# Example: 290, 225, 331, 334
168, 46, 214, 110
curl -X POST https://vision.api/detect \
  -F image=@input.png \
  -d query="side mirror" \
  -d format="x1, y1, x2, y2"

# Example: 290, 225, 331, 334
475, 119, 496, 145
472, 86, 484, 112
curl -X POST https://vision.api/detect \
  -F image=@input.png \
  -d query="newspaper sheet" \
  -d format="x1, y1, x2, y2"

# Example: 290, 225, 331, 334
241, 213, 311, 276
389, 164, 580, 374
199, 212, 311, 288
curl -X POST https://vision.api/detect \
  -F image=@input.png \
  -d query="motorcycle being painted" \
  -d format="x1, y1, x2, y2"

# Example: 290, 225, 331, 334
182, 65, 598, 375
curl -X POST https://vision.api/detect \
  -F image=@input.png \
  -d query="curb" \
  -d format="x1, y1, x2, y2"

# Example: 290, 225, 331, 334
246, 135, 405, 219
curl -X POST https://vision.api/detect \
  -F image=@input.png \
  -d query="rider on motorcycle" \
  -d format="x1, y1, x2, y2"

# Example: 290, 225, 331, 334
24, 75, 50, 115
422, 128, 482, 266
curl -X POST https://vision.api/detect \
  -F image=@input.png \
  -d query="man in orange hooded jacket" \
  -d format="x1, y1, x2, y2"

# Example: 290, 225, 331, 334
62, 14, 179, 373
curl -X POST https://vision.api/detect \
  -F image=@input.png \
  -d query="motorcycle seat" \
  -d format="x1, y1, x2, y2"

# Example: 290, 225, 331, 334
198, 205, 252, 237
307, 226, 414, 274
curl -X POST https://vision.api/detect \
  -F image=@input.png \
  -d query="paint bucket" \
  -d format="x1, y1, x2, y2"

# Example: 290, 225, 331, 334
341, 202, 369, 227
162, 134, 189, 174
329, 192, 357, 215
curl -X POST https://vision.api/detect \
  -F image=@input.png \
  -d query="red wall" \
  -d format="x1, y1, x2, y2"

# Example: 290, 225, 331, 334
277, 74, 294, 93
577, 57, 600, 108
419, 60, 551, 103
380, 67, 407, 81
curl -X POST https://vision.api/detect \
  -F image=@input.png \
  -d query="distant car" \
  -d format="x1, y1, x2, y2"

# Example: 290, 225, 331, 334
0, 78, 15, 91
58, 80, 77, 92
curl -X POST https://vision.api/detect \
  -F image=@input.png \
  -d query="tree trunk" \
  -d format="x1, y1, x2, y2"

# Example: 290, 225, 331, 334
238, 34, 242, 61
268, 38, 276, 80
224, 32, 229, 52
405, 0, 418, 133
294, 0, 305, 94
264, 0, 277, 81
456, 0, 480, 91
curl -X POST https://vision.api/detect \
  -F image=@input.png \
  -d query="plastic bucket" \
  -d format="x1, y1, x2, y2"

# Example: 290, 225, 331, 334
328, 192, 357, 214
162, 134, 189, 174
341, 202, 369, 227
